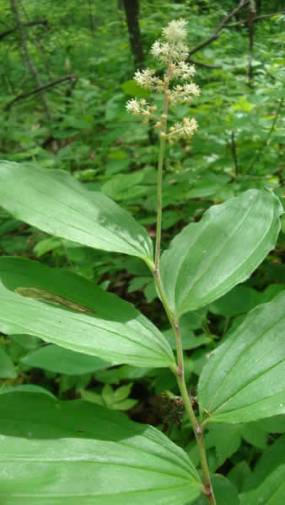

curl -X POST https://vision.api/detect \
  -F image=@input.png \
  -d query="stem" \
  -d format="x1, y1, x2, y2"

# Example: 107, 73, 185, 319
177, 374, 216, 504
154, 81, 169, 271
152, 269, 216, 504
229, 130, 239, 177
154, 134, 166, 271
150, 60, 216, 504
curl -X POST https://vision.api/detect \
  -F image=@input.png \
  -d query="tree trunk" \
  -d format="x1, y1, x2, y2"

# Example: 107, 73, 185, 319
247, 0, 256, 87
256, 0, 262, 13
10, 0, 51, 119
122, 0, 144, 68
87, 0, 96, 36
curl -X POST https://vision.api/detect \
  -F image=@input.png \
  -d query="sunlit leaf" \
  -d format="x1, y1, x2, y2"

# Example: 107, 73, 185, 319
21, 345, 108, 375
0, 161, 153, 260
198, 292, 285, 423
0, 257, 174, 369
161, 190, 282, 316
0, 393, 202, 505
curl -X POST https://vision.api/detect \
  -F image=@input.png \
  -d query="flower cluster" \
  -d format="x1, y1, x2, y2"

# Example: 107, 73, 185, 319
133, 69, 160, 90
126, 19, 199, 142
162, 19, 188, 42
151, 19, 189, 63
173, 61, 196, 80
126, 98, 156, 121
168, 117, 198, 142
170, 83, 200, 104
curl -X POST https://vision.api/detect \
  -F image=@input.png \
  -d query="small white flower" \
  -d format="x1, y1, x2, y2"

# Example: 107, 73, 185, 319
151, 41, 171, 62
170, 83, 200, 104
183, 117, 198, 135
174, 62, 196, 80
170, 42, 189, 62
151, 41, 164, 59
169, 117, 198, 140
126, 98, 141, 115
126, 98, 156, 121
162, 19, 188, 42
134, 69, 156, 89
184, 83, 200, 96
151, 40, 188, 63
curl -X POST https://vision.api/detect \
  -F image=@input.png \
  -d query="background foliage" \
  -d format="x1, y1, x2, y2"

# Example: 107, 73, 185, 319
0, 0, 284, 502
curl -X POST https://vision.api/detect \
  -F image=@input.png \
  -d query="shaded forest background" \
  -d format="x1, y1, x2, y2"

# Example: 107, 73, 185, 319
0, 0, 284, 402
0, 0, 284, 297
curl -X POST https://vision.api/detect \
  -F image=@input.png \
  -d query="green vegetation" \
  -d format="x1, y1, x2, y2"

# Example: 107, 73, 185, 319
0, 1, 284, 503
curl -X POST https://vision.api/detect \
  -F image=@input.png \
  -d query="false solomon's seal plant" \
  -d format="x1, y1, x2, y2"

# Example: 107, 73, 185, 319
0, 19, 283, 505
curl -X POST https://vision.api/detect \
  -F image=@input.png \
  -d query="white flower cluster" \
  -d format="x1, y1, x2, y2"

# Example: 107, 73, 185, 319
169, 117, 198, 142
173, 61, 196, 80
151, 19, 189, 63
126, 98, 156, 121
162, 19, 188, 42
126, 19, 199, 142
133, 69, 160, 90
151, 40, 189, 64
170, 83, 200, 104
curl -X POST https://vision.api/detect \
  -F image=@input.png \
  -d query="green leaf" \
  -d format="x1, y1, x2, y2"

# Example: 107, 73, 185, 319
164, 329, 210, 351
241, 423, 268, 450
102, 170, 148, 201
242, 465, 285, 504
240, 435, 285, 504
198, 291, 285, 423
0, 384, 55, 398
0, 347, 17, 379
21, 345, 108, 375
33, 237, 62, 257
121, 79, 150, 98
0, 257, 174, 369
0, 161, 153, 260
228, 461, 251, 493
259, 415, 285, 434
209, 285, 260, 317
81, 383, 138, 411
0, 393, 202, 504
95, 365, 151, 385
160, 190, 282, 316
10, 334, 39, 350
205, 424, 243, 467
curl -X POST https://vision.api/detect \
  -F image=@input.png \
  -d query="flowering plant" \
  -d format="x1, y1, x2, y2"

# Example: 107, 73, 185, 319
0, 17, 283, 505
127, 19, 199, 143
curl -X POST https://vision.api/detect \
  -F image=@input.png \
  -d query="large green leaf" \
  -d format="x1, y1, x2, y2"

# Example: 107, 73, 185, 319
0, 161, 153, 260
240, 435, 285, 505
0, 257, 174, 369
21, 344, 108, 375
160, 190, 282, 316
198, 292, 285, 424
0, 393, 202, 504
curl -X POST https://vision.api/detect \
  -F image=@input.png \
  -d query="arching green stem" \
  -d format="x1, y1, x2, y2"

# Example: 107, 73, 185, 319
151, 267, 216, 503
